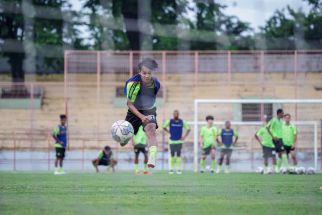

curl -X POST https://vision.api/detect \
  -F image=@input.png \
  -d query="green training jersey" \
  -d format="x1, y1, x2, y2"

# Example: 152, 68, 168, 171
256, 126, 275, 148
266, 117, 283, 139
200, 125, 218, 148
282, 123, 297, 146
133, 126, 147, 145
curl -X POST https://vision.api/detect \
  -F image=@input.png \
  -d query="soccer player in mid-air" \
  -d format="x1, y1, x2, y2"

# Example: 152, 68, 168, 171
266, 109, 288, 171
199, 115, 218, 173
163, 110, 190, 175
132, 125, 149, 174
124, 58, 160, 168
52, 114, 67, 175
216, 121, 238, 173
282, 114, 298, 166
255, 117, 277, 174
92, 145, 117, 173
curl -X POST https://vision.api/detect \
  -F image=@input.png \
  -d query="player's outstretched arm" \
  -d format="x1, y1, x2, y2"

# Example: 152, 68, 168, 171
254, 134, 262, 146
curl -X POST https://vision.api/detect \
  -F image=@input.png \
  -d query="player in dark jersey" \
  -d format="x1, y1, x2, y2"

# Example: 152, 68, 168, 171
52, 114, 67, 175
124, 58, 160, 169
92, 146, 117, 173
216, 121, 238, 173
163, 110, 190, 174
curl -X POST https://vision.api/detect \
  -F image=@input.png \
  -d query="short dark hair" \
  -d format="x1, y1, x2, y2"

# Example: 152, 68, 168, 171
104, 145, 111, 151
60, 114, 66, 119
138, 58, 158, 71
284, 113, 291, 117
277, 109, 284, 114
206, 115, 214, 121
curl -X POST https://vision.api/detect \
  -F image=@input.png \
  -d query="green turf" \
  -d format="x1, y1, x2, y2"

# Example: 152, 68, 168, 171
0, 171, 321, 215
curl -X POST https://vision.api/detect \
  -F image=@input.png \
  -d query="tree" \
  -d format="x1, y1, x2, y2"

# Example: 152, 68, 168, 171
259, 0, 322, 49
0, 0, 25, 82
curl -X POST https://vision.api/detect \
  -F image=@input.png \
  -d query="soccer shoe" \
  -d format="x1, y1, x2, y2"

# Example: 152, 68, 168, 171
135, 170, 140, 175
176, 170, 182, 175
200, 170, 205, 173
54, 170, 60, 175
143, 170, 150, 175
147, 154, 156, 168
169, 170, 174, 175
224, 169, 230, 174
210, 169, 215, 173
216, 169, 221, 174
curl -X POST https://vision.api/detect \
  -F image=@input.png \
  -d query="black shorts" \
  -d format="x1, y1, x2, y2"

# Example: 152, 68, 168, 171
134, 144, 148, 155
125, 107, 158, 135
202, 146, 212, 156
55, 147, 65, 159
273, 138, 285, 153
283, 145, 295, 154
98, 159, 110, 166
220, 148, 233, 156
170, 144, 183, 157
262, 146, 276, 158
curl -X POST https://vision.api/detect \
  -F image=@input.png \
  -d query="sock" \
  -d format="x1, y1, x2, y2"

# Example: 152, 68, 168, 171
176, 157, 182, 170
149, 146, 157, 156
170, 156, 175, 170
59, 167, 64, 172
277, 158, 282, 169
134, 164, 139, 172
144, 164, 148, 171
264, 166, 268, 173
211, 160, 216, 170
218, 165, 222, 172
200, 159, 205, 171
225, 165, 230, 171
274, 165, 279, 173
55, 167, 58, 172
282, 154, 288, 167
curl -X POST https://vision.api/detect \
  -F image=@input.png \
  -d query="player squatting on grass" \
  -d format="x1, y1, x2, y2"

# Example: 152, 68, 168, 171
163, 110, 191, 175
92, 146, 117, 173
52, 114, 67, 175
124, 58, 160, 168
131, 125, 150, 174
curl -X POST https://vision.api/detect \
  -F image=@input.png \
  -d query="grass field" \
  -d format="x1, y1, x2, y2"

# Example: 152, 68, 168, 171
1, 171, 321, 215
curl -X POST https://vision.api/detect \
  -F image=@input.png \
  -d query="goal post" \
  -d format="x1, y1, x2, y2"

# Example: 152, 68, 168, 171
193, 99, 322, 172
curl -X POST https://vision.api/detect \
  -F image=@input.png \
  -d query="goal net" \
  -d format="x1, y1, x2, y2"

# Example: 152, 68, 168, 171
193, 99, 322, 172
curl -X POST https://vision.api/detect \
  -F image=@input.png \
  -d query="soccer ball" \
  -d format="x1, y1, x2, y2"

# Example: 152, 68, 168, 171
295, 167, 306, 175
288, 167, 296, 174
111, 120, 134, 146
306, 167, 316, 175
280, 167, 288, 174
256, 167, 264, 174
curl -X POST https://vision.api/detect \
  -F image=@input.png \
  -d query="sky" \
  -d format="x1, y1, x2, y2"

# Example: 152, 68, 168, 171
220, 0, 310, 30
69, 0, 310, 31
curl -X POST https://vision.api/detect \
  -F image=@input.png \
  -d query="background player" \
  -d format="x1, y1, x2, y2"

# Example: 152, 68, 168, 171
52, 114, 67, 175
199, 115, 218, 173
282, 114, 298, 167
266, 109, 288, 171
163, 110, 190, 175
255, 117, 277, 174
92, 146, 117, 173
132, 125, 149, 174
216, 121, 238, 173
124, 58, 160, 169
